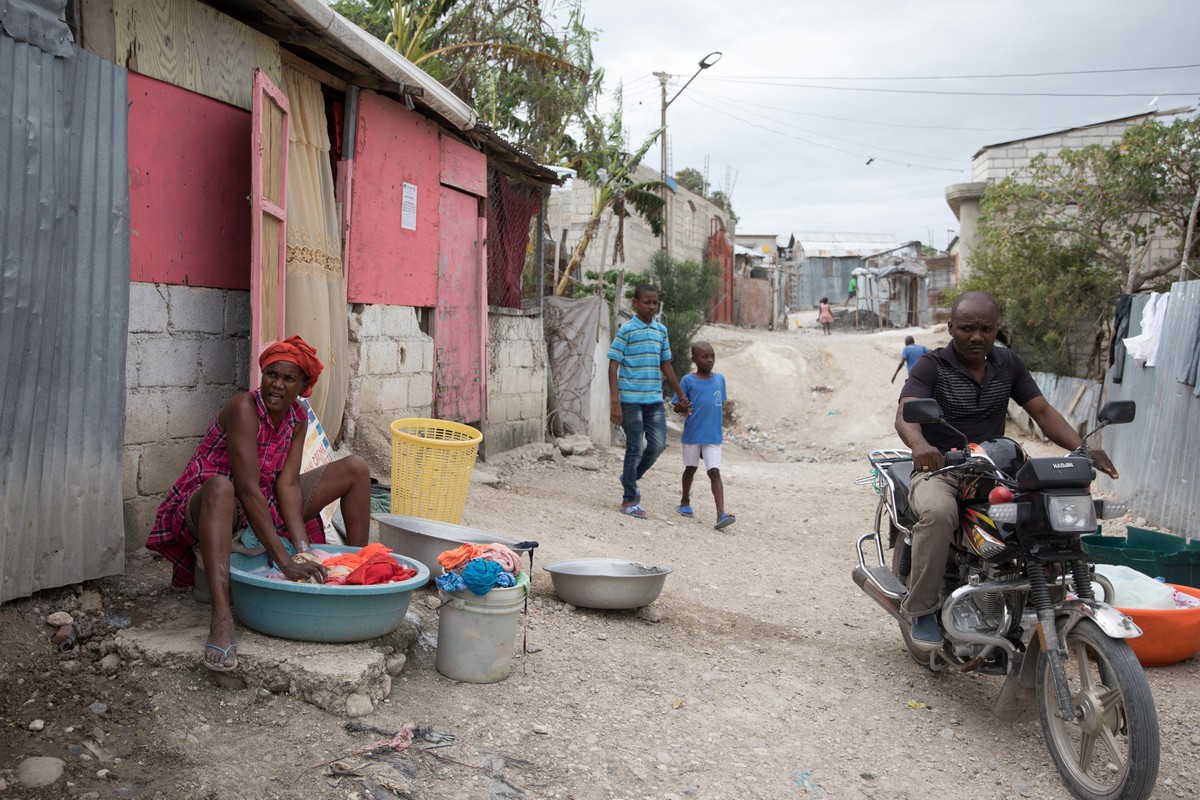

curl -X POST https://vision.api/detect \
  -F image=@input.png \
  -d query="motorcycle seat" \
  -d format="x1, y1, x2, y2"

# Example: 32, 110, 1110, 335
887, 461, 916, 525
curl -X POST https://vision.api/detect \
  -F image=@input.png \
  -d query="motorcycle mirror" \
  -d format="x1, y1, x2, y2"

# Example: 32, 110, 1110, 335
1096, 400, 1135, 426
901, 398, 942, 425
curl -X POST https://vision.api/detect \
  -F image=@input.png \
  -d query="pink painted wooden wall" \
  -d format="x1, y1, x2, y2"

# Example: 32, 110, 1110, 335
127, 73, 250, 289
435, 187, 484, 422
346, 90, 440, 305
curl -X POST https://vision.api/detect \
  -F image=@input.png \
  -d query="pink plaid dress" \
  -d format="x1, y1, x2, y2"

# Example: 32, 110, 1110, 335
146, 388, 306, 587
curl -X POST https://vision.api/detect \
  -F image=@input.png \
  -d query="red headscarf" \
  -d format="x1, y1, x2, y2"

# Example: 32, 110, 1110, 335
258, 335, 324, 398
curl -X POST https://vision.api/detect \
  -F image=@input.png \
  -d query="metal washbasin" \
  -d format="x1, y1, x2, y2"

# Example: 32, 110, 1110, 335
543, 558, 673, 609
374, 513, 536, 584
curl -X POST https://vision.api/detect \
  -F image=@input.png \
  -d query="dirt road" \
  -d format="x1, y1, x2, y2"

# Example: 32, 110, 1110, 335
2, 322, 1198, 800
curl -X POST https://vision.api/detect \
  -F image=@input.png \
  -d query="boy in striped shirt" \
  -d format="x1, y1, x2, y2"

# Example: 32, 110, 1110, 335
607, 284, 690, 519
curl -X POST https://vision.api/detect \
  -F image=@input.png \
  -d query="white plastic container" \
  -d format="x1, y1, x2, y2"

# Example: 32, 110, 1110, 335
435, 582, 527, 683
1095, 564, 1177, 610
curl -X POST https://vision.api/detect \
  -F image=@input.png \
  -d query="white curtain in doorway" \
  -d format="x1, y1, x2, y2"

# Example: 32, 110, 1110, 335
282, 65, 349, 440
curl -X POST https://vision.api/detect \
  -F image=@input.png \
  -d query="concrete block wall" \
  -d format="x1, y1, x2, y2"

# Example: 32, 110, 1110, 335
483, 310, 547, 458
343, 304, 435, 479
972, 122, 1135, 183
123, 282, 251, 548
544, 164, 732, 287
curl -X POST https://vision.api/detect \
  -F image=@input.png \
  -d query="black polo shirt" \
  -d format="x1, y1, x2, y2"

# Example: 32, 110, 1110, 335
899, 344, 1042, 450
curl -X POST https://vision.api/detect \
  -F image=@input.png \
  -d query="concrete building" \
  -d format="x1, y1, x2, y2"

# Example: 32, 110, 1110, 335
944, 107, 1193, 279
544, 163, 734, 297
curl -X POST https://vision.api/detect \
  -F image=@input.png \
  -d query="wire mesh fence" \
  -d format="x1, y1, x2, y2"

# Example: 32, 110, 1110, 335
486, 168, 545, 310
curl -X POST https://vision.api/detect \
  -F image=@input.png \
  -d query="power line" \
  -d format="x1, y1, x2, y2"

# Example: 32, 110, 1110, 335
700, 77, 1200, 99
687, 88, 1080, 134
697, 63, 1200, 82
681, 93, 962, 164
680, 94, 967, 174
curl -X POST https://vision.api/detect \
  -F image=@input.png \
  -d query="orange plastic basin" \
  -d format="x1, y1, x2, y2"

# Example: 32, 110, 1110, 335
1117, 584, 1200, 667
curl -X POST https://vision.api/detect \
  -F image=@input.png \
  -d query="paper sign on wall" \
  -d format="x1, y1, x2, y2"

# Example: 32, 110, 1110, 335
401, 182, 418, 230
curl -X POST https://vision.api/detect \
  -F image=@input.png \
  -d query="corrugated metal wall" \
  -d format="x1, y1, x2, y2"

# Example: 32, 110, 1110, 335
1, 34, 130, 602
1097, 280, 1200, 539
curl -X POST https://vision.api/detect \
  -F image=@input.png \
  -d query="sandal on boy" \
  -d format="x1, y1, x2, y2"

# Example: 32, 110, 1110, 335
675, 505, 694, 518
619, 504, 649, 520
714, 513, 736, 531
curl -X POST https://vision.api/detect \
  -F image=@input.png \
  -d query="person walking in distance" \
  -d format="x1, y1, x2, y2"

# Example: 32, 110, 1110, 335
895, 292, 1118, 649
672, 341, 735, 530
608, 284, 690, 519
891, 335, 931, 384
845, 274, 858, 306
818, 298, 834, 335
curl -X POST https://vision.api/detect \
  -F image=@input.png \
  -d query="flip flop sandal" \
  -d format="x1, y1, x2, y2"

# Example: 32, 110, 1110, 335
714, 513, 736, 531
619, 504, 649, 520
676, 505, 694, 518
203, 643, 239, 672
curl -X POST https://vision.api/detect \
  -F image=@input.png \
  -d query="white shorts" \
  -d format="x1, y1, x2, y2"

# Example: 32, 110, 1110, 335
681, 443, 722, 470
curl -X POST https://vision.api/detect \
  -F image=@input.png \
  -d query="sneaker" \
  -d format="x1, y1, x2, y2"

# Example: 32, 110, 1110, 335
910, 614, 943, 649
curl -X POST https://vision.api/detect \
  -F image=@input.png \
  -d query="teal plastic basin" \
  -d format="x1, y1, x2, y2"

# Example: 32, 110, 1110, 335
229, 545, 429, 642
1082, 526, 1200, 588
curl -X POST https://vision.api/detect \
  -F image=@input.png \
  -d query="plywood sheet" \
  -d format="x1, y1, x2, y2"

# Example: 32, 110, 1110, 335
114, 0, 281, 111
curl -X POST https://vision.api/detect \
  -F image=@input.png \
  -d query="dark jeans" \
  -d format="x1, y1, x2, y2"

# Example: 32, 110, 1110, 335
620, 401, 666, 504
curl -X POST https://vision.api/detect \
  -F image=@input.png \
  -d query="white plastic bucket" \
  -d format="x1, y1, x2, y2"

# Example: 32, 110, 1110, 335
436, 583, 527, 683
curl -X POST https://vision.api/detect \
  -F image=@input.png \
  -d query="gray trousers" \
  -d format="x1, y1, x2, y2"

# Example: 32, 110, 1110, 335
899, 472, 960, 618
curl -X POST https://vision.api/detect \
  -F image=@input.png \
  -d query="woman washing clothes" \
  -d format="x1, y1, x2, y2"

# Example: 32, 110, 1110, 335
145, 336, 371, 672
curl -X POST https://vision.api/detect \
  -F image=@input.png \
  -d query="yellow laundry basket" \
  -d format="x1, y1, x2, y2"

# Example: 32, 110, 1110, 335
389, 418, 482, 524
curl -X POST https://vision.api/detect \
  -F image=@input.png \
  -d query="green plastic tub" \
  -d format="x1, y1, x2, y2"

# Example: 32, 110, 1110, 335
228, 545, 429, 642
1082, 526, 1200, 587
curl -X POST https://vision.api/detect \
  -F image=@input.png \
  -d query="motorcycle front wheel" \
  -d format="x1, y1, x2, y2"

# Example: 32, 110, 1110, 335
1035, 618, 1159, 800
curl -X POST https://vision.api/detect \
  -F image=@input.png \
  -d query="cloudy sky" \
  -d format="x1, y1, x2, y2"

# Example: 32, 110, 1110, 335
578, 0, 1200, 251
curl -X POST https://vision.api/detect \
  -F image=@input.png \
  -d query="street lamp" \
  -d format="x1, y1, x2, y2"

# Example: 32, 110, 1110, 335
656, 51, 722, 255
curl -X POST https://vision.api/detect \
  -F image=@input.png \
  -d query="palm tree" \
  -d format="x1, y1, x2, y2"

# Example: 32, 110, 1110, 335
349, 0, 598, 162
554, 98, 665, 297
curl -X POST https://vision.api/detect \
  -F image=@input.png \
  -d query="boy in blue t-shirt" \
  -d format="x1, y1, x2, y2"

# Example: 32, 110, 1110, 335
890, 335, 931, 384
671, 341, 735, 530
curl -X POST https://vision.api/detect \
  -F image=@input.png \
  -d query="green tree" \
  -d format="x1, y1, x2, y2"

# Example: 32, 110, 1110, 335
350, 0, 601, 163
331, 0, 392, 39
553, 90, 665, 296
647, 250, 721, 383
977, 116, 1200, 295
673, 167, 705, 195
969, 115, 1200, 377
708, 189, 739, 226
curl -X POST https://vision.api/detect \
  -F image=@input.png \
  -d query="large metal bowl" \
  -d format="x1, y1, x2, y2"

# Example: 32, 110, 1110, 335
543, 558, 673, 609
374, 513, 535, 584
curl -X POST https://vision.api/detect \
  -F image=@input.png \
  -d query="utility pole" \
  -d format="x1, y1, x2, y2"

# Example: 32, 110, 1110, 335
655, 71, 669, 255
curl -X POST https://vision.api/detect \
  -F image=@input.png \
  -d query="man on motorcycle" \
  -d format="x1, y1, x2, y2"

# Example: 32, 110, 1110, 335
894, 291, 1119, 649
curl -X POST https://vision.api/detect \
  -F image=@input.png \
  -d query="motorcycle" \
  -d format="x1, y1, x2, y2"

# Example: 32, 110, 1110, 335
853, 398, 1159, 800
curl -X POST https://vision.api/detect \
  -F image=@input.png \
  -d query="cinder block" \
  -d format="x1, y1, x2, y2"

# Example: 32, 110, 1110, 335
380, 375, 409, 411
122, 448, 139, 499
123, 497, 160, 550
357, 305, 384, 338
407, 377, 433, 410
128, 282, 169, 333
366, 340, 398, 374
138, 337, 201, 387
351, 375, 384, 413
139, 438, 200, 495
124, 391, 171, 444
201, 338, 239, 386
166, 388, 226, 439
168, 286, 225, 334
225, 292, 250, 336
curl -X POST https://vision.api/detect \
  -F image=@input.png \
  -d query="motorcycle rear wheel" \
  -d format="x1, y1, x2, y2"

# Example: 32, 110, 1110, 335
1036, 618, 1159, 800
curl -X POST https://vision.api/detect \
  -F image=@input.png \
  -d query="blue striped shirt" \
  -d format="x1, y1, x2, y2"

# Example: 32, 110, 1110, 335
608, 317, 672, 403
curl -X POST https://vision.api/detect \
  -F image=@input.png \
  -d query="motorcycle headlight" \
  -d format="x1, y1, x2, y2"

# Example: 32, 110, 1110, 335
1047, 495, 1097, 532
